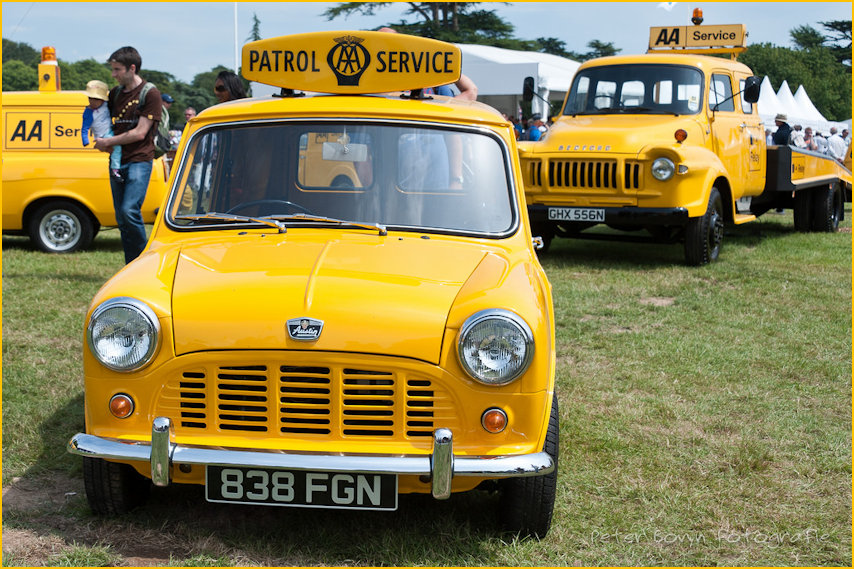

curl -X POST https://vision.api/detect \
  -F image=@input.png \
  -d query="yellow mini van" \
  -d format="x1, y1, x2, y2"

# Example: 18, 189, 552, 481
68, 32, 558, 538
2, 54, 168, 252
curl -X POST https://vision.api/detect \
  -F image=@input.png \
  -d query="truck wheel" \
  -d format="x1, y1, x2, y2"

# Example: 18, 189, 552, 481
684, 188, 724, 266
499, 394, 559, 538
83, 457, 150, 515
28, 201, 95, 253
793, 191, 813, 232
811, 183, 843, 232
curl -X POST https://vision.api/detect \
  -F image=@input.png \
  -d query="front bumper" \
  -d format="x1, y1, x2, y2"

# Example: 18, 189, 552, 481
68, 417, 554, 500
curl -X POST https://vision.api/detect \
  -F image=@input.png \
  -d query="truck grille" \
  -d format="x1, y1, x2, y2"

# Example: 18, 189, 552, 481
523, 157, 643, 191
162, 362, 451, 440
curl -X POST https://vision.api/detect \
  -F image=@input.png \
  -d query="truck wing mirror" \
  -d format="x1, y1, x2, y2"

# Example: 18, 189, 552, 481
522, 76, 535, 102
743, 76, 761, 104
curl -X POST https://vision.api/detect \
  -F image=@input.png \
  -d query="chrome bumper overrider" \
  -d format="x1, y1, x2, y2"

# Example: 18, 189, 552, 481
68, 417, 554, 500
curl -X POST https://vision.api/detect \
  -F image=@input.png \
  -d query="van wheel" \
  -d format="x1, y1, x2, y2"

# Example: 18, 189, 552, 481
28, 201, 94, 253
499, 393, 559, 538
684, 188, 724, 266
83, 457, 150, 515
811, 183, 843, 232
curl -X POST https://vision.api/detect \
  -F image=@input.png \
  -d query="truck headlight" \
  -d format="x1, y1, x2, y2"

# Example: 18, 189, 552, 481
457, 309, 534, 385
87, 297, 161, 372
651, 157, 676, 181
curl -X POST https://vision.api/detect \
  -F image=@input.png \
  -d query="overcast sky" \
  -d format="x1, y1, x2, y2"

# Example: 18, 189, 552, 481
2, 2, 850, 82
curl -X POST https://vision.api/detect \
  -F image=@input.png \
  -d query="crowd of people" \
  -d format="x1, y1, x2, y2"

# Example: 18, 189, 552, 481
505, 113, 550, 141
767, 113, 850, 163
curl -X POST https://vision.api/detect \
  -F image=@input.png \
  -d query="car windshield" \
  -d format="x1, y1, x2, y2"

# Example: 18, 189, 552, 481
168, 121, 516, 236
563, 64, 704, 116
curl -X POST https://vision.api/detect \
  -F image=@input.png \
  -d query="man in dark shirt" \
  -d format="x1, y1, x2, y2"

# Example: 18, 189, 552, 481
771, 113, 792, 146
94, 46, 162, 263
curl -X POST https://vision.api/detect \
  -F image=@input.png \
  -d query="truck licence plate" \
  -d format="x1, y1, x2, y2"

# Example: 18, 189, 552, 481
206, 466, 398, 511
548, 207, 606, 222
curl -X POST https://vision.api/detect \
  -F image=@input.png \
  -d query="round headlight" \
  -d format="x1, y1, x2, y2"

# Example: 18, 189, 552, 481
87, 297, 161, 372
651, 157, 676, 181
457, 309, 534, 385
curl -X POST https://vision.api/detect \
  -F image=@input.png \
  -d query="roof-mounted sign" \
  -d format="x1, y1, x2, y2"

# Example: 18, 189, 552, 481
242, 31, 462, 94
648, 23, 747, 58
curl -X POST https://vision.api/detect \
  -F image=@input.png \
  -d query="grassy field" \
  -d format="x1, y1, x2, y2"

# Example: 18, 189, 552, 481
2, 212, 851, 566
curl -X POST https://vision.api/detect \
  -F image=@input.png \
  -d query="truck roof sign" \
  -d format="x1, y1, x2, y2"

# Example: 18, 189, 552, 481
648, 24, 747, 51
241, 31, 462, 94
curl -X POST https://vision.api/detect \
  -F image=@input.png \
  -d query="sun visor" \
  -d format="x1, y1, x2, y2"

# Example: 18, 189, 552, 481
241, 31, 462, 94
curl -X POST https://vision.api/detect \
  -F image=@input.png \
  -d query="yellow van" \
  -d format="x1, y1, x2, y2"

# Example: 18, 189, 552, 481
68, 31, 558, 538
2, 54, 168, 253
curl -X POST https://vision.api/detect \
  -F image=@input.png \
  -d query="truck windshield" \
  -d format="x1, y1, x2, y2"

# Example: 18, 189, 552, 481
168, 121, 515, 236
563, 64, 704, 116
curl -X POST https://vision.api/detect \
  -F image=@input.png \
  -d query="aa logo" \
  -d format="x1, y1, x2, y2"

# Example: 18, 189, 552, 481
327, 35, 370, 86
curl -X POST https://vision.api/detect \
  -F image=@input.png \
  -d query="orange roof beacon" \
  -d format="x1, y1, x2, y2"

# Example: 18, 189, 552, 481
67, 31, 558, 538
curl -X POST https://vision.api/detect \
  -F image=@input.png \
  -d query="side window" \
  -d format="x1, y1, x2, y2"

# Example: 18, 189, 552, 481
709, 74, 735, 112
739, 78, 753, 114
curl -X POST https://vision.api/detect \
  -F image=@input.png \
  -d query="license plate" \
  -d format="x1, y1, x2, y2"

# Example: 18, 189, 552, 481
206, 466, 398, 511
548, 207, 605, 222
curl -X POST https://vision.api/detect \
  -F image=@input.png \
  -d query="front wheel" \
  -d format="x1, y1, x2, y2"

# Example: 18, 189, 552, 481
28, 201, 95, 253
83, 457, 151, 515
684, 188, 724, 266
499, 394, 559, 538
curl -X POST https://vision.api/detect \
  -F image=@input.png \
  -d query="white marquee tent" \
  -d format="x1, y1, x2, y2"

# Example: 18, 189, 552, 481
456, 43, 580, 119
758, 77, 847, 135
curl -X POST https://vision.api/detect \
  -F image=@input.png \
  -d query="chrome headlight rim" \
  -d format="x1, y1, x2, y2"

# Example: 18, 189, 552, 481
651, 157, 676, 181
457, 308, 535, 386
87, 297, 161, 372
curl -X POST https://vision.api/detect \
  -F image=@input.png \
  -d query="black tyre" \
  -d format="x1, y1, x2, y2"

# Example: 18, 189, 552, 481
793, 190, 813, 232
811, 184, 843, 232
499, 393, 559, 539
684, 188, 724, 266
28, 201, 95, 253
83, 457, 151, 515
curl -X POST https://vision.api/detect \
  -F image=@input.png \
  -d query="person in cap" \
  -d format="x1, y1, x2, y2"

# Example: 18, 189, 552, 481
81, 79, 122, 180
771, 113, 791, 146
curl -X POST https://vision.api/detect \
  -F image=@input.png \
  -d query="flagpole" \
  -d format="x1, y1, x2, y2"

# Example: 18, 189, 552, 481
234, 2, 239, 73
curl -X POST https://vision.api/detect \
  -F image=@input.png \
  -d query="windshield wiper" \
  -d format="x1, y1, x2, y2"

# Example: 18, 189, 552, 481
271, 213, 387, 236
175, 213, 286, 233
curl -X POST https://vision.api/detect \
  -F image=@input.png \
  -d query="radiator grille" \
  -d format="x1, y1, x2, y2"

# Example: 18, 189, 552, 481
549, 159, 617, 189
523, 157, 643, 191
162, 362, 449, 440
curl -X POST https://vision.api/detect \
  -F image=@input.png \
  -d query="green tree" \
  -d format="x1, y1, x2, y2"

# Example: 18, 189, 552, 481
1, 59, 37, 90
247, 13, 262, 42
790, 25, 825, 50
819, 19, 851, 66
2, 38, 39, 66
584, 40, 620, 60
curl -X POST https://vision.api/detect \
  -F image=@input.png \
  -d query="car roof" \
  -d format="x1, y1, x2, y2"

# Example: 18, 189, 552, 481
192, 93, 508, 128
578, 53, 754, 75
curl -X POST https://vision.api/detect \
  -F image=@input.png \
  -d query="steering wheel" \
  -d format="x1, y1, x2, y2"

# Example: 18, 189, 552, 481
226, 199, 315, 216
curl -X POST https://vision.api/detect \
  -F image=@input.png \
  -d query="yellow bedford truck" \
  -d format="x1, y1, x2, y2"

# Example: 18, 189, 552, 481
519, 18, 851, 265
68, 31, 558, 538
2, 48, 168, 252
